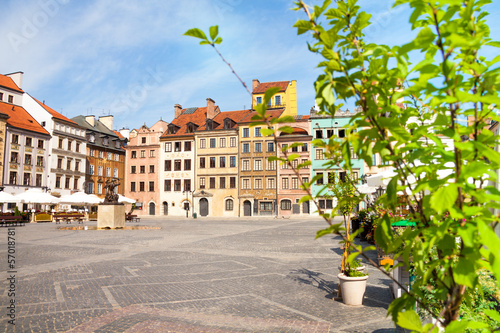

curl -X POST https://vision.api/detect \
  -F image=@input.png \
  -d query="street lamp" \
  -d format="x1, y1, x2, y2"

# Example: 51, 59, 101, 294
376, 186, 384, 199
183, 190, 193, 218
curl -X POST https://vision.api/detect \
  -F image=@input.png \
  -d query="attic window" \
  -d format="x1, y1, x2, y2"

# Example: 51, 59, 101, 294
206, 120, 213, 131
89, 135, 95, 143
187, 124, 193, 133
103, 137, 109, 145
224, 119, 231, 129
168, 125, 177, 135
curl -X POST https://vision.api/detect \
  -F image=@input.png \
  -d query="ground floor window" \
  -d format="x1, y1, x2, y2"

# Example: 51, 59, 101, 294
225, 199, 233, 211
260, 201, 273, 212
281, 199, 292, 210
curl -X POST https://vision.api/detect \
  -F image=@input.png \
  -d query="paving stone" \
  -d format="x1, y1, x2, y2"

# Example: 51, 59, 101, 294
0, 217, 399, 332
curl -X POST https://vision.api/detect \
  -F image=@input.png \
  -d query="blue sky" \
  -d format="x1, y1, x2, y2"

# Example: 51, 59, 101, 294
1, 0, 499, 130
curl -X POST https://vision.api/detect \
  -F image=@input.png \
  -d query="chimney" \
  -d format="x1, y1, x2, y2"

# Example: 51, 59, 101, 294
206, 98, 217, 119
6, 71, 23, 89
119, 128, 130, 140
252, 79, 260, 92
85, 115, 95, 127
174, 104, 182, 118
99, 115, 113, 130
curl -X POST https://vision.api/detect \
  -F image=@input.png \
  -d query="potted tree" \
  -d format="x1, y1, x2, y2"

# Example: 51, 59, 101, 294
338, 260, 369, 305
328, 173, 369, 304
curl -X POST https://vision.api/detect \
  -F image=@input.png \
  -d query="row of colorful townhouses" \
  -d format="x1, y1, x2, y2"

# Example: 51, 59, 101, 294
0, 72, 126, 213
0, 71, 376, 217
124, 79, 369, 218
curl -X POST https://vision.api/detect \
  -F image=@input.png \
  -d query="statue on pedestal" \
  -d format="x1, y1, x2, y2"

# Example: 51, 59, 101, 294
103, 179, 120, 204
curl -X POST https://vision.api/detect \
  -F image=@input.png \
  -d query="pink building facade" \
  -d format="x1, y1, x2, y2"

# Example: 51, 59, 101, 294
124, 120, 168, 216
276, 116, 312, 216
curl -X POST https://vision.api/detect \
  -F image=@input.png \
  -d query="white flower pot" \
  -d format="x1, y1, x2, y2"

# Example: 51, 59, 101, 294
338, 273, 369, 306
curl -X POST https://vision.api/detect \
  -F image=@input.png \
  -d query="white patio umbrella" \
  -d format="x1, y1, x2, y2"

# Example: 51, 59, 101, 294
0, 191, 17, 202
59, 192, 102, 205
117, 194, 135, 204
15, 188, 60, 204
366, 168, 397, 188
357, 184, 378, 194
88, 194, 104, 203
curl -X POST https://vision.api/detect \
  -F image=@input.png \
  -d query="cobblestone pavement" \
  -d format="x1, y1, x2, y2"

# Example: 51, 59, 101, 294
0, 216, 399, 332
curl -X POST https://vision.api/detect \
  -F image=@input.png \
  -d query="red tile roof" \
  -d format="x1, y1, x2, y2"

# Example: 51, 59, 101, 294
0, 101, 50, 135
239, 109, 285, 124
161, 107, 210, 138
198, 109, 252, 131
252, 81, 289, 94
32, 97, 77, 125
0, 75, 23, 93
113, 130, 124, 139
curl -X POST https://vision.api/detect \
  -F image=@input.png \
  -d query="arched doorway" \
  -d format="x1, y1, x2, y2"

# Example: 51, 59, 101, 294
303, 201, 310, 214
149, 202, 155, 215
199, 198, 209, 216
163, 201, 168, 215
243, 200, 251, 216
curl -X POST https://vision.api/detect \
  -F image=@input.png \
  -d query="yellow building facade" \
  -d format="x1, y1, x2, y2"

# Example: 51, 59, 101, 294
251, 79, 297, 118
238, 109, 284, 216
194, 109, 251, 217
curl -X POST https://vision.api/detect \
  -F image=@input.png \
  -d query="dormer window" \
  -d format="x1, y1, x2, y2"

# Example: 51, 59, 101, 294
206, 120, 213, 131
168, 124, 178, 135
103, 137, 109, 146
224, 119, 233, 129
89, 134, 95, 143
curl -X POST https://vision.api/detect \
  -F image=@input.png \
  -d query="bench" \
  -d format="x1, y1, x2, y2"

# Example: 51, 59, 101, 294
126, 214, 140, 223
34, 213, 53, 223
53, 214, 85, 224
0, 216, 26, 227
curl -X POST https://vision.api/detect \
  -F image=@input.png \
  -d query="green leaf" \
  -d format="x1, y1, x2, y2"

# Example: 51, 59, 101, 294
430, 184, 458, 214
385, 176, 398, 209
444, 321, 469, 333
264, 87, 281, 105
452, 258, 476, 288
396, 310, 423, 332
294, 19, 314, 35
484, 309, 500, 323
347, 252, 360, 264
209, 25, 219, 41
279, 126, 294, 134
184, 28, 208, 41
261, 128, 274, 136
299, 195, 312, 204
315, 224, 340, 239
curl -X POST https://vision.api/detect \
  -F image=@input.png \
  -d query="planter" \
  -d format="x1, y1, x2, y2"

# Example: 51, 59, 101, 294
338, 273, 369, 306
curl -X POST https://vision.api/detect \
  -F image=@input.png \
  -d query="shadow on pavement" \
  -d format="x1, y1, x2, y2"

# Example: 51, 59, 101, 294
288, 268, 337, 299
288, 268, 393, 309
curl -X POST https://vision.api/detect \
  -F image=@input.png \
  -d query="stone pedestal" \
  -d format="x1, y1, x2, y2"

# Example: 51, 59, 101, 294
97, 203, 125, 229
